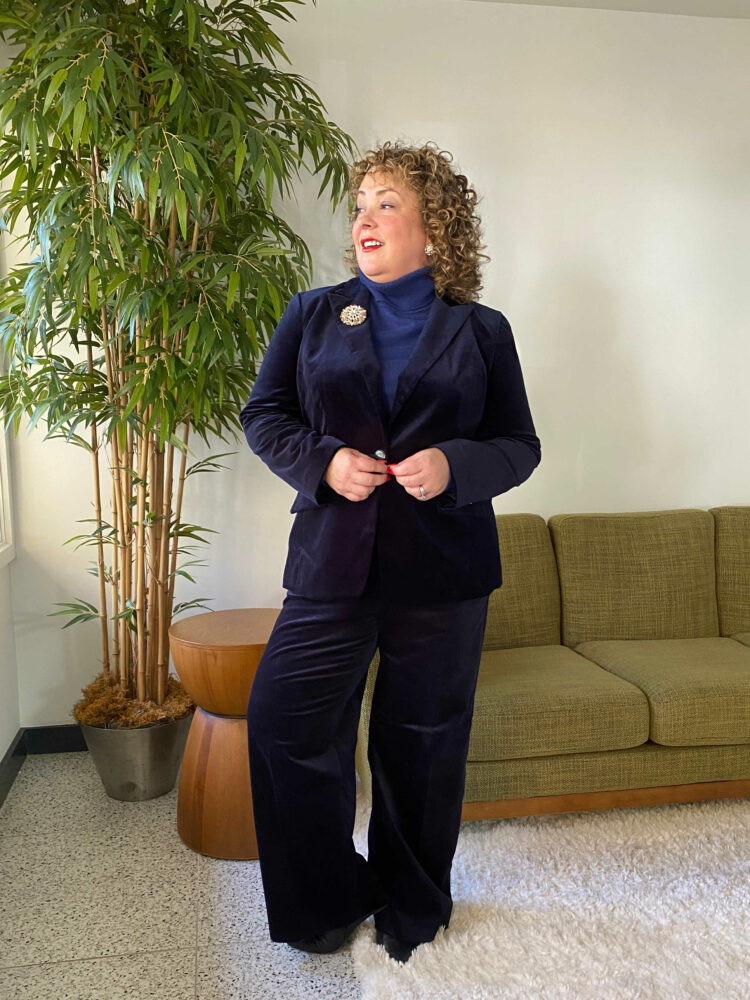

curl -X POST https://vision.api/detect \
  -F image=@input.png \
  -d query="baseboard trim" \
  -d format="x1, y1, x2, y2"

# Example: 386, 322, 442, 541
0, 724, 86, 809
0, 729, 26, 808
22, 724, 87, 755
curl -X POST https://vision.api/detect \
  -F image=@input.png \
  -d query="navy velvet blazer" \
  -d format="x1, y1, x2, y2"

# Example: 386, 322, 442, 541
239, 275, 541, 602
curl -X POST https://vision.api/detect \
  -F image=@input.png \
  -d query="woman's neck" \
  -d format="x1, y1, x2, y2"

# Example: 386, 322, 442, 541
358, 265, 435, 314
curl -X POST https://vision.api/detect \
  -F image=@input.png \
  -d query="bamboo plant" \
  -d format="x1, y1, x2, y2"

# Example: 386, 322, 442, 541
0, 0, 355, 721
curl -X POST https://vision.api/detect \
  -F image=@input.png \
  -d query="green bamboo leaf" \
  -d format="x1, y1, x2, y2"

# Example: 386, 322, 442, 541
244, 315, 258, 355
154, 90, 169, 116
43, 67, 68, 115
72, 99, 87, 151
0, 97, 16, 129
265, 135, 284, 175
234, 139, 246, 185
57, 236, 76, 278
105, 271, 128, 295
246, 154, 265, 194
187, 3, 196, 46
88, 264, 99, 309
226, 271, 239, 311
27, 120, 37, 171
185, 319, 200, 356
169, 75, 182, 106
90, 65, 105, 94
123, 382, 145, 419
10, 161, 27, 197
0, 153, 21, 182
106, 226, 125, 268
263, 163, 274, 210
175, 188, 187, 240
148, 170, 160, 222
103, 52, 118, 103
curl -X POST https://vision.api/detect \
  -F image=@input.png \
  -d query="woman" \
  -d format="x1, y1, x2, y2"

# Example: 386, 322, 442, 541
240, 141, 541, 964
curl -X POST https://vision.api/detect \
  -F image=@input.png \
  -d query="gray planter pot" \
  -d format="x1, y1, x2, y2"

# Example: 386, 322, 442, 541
80, 713, 192, 801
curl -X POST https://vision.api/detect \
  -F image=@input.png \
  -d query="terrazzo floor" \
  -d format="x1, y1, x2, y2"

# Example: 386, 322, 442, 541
0, 752, 365, 1000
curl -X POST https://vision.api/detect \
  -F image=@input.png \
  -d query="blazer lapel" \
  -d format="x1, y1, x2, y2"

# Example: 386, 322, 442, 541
326, 280, 388, 427
389, 296, 474, 426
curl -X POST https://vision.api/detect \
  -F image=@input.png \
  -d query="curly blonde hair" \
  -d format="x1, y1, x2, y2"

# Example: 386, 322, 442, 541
345, 141, 488, 303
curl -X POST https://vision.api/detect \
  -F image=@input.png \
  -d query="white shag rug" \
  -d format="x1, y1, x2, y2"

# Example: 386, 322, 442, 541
350, 787, 750, 1000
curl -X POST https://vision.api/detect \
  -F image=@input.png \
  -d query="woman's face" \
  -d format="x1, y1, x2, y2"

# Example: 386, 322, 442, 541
352, 171, 428, 283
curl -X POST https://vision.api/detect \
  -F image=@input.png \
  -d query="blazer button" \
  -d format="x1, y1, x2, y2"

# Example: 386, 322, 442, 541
373, 449, 386, 460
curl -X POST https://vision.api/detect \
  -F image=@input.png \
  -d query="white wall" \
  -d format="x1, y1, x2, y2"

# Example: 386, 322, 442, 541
5, 0, 750, 733
0, 37, 20, 752
0, 564, 19, 755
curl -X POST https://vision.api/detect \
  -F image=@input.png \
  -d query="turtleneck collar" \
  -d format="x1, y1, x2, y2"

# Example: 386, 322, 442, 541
357, 265, 435, 314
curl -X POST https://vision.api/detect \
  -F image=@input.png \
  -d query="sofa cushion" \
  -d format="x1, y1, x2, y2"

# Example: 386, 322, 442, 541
575, 637, 750, 746
710, 506, 750, 636
548, 509, 719, 647
733, 633, 750, 648
484, 514, 561, 649
467, 645, 649, 761
465, 742, 750, 802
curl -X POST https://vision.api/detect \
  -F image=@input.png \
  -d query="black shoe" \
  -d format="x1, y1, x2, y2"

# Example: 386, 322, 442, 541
289, 909, 380, 955
376, 929, 418, 963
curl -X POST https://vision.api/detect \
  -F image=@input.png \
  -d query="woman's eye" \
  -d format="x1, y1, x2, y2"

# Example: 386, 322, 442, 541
352, 202, 395, 216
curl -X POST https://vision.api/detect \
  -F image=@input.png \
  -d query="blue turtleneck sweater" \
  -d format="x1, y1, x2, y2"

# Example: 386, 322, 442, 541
357, 264, 455, 499
358, 265, 435, 412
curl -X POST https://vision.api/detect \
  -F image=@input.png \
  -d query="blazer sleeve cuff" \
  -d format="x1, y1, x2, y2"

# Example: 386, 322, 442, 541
304, 435, 348, 505
433, 436, 541, 509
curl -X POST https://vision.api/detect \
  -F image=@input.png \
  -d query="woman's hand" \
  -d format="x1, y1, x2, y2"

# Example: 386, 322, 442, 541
324, 448, 388, 502
388, 448, 450, 502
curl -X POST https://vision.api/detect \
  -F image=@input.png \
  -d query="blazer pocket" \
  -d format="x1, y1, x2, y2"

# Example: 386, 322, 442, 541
437, 499, 493, 518
289, 483, 340, 513
290, 494, 318, 514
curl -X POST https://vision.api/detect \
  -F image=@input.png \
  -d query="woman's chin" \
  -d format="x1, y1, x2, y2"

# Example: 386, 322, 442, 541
358, 260, 389, 281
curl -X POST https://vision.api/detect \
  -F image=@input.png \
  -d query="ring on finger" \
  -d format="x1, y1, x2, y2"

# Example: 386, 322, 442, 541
419, 484, 427, 501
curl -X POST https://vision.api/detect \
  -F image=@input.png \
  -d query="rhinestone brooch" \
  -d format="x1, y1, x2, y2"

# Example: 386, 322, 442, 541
340, 304, 367, 326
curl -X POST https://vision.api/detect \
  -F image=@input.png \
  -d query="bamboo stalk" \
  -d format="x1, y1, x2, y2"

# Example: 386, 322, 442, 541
85, 147, 110, 675
102, 307, 121, 686
134, 359, 149, 701
168, 423, 191, 614
134, 431, 148, 702
168, 201, 178, 265
124, 421, 134, 695
109, 456, 121, 684
157, 438, 175, 703
205, 199, 219, 252
146, 436, 163, 702
120, 459, 132, 695
190, 197, 201, 255
87, 343, 110, 675
127, 110, 142, 696
113, 444, 127, 694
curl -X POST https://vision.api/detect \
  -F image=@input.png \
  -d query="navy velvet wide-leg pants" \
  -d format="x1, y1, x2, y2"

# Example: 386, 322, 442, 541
245, 588, 489, 945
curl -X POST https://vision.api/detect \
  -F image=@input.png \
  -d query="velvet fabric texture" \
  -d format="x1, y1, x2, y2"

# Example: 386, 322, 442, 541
246, 589, 490, 944
356, 264, 435, 410
239, 275, 541, 603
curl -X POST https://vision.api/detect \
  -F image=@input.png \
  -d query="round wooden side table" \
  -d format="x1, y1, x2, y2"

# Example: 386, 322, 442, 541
169, 607, 280, 860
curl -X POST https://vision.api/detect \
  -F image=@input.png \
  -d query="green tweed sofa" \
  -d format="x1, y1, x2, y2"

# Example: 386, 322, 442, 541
355, 506, 750, 820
